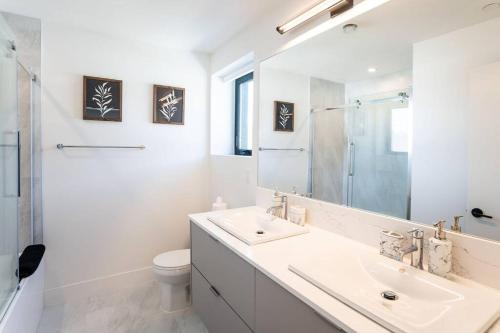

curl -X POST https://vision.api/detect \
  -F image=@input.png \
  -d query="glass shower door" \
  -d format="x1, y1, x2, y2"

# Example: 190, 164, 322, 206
347, 92, 411, 219
0, 20, 19, 320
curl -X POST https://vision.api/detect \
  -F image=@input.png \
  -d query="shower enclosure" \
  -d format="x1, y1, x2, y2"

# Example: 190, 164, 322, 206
0, 12, 41, 321
310, 90, 411, 219
0, 18, 19, 320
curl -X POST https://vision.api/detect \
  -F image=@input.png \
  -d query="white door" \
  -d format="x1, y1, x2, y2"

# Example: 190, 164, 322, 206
467, 61, 500, 240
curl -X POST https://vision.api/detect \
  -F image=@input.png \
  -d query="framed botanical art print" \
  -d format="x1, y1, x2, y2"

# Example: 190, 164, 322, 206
274, 101, 294, 132
153, 85, 185, 125
83, 76, 122, 122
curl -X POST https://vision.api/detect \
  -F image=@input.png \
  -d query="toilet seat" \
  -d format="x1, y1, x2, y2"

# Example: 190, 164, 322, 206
152, 249, 192, 312
153, 249, 190, 271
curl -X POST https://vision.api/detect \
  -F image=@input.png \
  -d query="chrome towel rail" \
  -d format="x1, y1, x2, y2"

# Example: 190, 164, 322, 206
259, 147, 305, 152
56, 144, 146, 150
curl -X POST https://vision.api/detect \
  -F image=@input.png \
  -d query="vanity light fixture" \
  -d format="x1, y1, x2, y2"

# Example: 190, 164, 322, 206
368, 67, 377, 73
276, 0, 354, 34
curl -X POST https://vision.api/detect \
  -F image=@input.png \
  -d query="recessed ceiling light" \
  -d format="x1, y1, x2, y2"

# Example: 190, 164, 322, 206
368, 68, 377, 73
342, 23, 358, 33
482, 2, 500, 12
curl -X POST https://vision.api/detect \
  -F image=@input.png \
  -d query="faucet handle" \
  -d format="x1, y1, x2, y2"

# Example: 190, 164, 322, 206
407, 228, 424, 239
451, 216, 463, 233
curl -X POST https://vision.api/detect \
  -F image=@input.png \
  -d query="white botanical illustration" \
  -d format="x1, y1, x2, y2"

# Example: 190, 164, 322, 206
278, 103, 292, 129
158, 89, 182, 121
91, 82, 114, 118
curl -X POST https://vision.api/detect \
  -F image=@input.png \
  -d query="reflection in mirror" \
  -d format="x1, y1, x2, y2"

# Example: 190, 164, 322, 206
258, 0, 500, 241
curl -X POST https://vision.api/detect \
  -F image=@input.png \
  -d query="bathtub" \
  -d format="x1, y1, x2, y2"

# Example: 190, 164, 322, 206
0, 257, 44, 333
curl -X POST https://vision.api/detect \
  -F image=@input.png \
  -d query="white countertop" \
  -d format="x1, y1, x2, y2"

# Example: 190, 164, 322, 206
189, 206, 500, 333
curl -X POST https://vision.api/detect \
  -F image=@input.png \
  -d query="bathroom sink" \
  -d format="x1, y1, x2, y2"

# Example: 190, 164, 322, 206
207, 207, 308, 245
289, 250, 500, 333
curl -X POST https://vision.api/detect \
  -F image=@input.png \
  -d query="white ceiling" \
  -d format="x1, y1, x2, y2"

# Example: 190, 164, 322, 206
263, 0, 500, 83
0, 0, 305, 52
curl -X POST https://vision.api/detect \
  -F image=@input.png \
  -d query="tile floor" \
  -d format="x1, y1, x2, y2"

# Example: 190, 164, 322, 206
37, 280, 208, 333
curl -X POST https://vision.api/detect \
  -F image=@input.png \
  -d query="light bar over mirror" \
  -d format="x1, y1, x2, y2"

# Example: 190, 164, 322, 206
276, 0, 354, 34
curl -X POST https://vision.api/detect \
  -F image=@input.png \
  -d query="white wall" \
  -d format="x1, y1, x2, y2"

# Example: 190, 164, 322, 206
210, 155, 255, 209
41, 22, 210, 290
345, 70, 412, 100
412, 17, 500, 230
259, 67, 310, 194
467, 61, 500, 241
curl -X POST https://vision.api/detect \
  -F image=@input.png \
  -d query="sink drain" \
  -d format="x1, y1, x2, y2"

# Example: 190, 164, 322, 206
381, 291, 398, 301
256, 230, 265, 235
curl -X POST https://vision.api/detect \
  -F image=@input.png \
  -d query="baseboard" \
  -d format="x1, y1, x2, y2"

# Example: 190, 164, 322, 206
0, 258, 45, 333
44, 266, 155, 307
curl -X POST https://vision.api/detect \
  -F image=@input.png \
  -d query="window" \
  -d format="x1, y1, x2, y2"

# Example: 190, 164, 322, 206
390, 107, 410, 153
234, 72, 254, 156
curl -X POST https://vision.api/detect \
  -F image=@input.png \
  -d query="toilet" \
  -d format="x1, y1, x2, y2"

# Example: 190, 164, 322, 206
153, 249, 191, 313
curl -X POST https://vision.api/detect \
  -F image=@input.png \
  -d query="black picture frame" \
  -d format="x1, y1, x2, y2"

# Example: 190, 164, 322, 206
153, 85, 185, 125
274, 101, 294, 132
83, 76, 122, 122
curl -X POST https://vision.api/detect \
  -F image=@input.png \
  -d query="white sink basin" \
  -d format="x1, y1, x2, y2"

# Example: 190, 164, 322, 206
207, 207, 308, 245
289, 250, 500, 333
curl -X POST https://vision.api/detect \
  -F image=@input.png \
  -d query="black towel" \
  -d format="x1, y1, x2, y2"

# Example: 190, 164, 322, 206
19, 244, 45, 281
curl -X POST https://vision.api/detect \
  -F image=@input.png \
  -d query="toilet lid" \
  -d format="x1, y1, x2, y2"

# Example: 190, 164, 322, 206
153, 249, 190, 269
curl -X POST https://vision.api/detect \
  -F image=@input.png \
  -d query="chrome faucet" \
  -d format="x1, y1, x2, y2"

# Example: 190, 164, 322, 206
398, 228, 424, 270
266, 190, 288, 219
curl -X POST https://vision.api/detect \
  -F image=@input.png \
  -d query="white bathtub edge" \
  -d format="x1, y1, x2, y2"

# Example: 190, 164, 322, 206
0, 257, 44, 333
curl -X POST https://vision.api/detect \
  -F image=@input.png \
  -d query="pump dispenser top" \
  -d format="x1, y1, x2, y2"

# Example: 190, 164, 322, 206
433, 220, 447, 240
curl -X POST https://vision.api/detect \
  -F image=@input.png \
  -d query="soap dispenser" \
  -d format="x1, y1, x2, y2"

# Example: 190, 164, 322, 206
212, 196, 228, 211
428, 220, 452, 277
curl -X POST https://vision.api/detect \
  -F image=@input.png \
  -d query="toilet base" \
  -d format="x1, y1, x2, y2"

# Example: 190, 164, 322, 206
159, 281, 191, 313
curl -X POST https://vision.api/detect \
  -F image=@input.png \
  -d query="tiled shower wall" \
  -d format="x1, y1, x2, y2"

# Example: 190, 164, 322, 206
310, 77, 346, 204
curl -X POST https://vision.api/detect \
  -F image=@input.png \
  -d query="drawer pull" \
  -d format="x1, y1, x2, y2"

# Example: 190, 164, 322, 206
209, 285, 221, 297
313, 309, 346, 332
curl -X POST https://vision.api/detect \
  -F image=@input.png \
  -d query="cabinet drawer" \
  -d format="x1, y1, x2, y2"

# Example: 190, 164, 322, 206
256, 271, 344, 333
192, 266, 253, 333
191, 222, 255, 329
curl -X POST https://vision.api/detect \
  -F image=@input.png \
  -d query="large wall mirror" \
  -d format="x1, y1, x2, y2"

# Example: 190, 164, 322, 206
258, 0, 500, 241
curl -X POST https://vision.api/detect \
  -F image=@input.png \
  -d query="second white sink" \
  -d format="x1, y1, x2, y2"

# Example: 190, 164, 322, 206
289, 250, 500, 333
207, 206, 308, 245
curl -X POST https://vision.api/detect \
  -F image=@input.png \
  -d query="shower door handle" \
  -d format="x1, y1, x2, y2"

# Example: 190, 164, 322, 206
348, 142, 356, 176
17, 131, 21, 198
347, 141, 355, 207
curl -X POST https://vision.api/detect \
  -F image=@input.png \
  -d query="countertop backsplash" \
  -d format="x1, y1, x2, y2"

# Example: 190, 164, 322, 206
256, 187, 500, 290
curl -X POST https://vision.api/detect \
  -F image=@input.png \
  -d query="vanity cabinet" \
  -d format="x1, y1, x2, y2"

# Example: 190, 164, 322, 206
255, 271, 345, 333
191, 221, 345, 333
191, 222, 255, 331
192, 266, 253, 333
